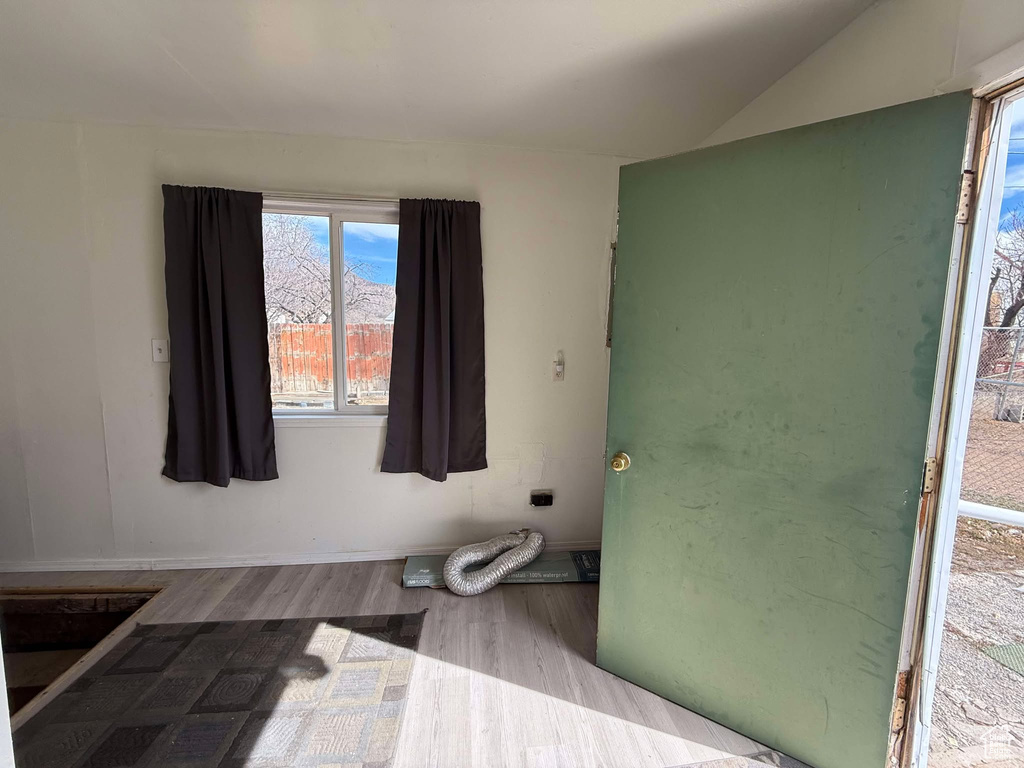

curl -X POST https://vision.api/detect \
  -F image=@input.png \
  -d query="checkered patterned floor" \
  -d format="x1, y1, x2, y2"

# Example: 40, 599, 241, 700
13, 612, 425, 768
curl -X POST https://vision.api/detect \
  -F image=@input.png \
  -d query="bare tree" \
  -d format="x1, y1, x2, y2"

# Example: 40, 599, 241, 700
263, 213, 332, 323
978, 205, 1024, 376
989, 207, 1024, 327
342, 265, 396, 323
262, 214, 395, 324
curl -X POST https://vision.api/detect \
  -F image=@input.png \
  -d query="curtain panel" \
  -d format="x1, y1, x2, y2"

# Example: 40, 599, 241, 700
381, 199, 487, 481
162, 184, 278, 487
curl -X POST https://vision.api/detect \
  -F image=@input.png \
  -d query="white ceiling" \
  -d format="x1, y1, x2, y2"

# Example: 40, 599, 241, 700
0, 0, 873, 158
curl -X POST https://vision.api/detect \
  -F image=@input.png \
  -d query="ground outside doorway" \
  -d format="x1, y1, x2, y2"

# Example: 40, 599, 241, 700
929, 517, 1024, 767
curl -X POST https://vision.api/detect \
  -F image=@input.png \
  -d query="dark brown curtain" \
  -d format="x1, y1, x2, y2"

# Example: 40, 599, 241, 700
161, 185, 278, 487
381, 199, 487, 481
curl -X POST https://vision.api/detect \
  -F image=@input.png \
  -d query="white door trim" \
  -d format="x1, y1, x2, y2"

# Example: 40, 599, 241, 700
894, 96, 983, 684
910, 90, 1019, 768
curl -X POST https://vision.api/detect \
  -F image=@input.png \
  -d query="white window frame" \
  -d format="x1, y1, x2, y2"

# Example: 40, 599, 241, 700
263, 196, 399, 425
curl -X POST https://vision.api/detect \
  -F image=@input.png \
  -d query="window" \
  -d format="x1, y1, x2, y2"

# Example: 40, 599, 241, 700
262, 198, 399, 415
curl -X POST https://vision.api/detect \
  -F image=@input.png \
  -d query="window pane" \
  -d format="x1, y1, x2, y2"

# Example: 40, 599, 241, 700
342, 222, 399, 406
263, 213, 334, 410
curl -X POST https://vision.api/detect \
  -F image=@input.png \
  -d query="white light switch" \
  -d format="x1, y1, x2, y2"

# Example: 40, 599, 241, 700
152, 339, 169, 363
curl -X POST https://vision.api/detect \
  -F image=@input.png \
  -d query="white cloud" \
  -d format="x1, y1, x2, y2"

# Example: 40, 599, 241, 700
1003, 159, 1024, 189
344, 222, 399, 242
1010, 99, 1024, 138
998, 154, 1024, 229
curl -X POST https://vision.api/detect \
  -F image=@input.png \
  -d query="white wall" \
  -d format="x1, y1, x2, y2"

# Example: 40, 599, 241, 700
0, 119, 621, 568
704, 0, 1024, 146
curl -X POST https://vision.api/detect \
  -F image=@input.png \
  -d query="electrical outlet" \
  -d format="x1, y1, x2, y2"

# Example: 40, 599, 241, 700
553, 351, 565, 381
530, 490, 554, 507
152, 339, 169, 363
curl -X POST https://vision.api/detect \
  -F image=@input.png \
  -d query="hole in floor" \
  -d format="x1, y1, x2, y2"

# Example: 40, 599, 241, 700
1, 587, 161, 716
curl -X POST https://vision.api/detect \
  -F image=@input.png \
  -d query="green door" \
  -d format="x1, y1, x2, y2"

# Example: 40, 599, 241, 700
598, 92, 973, 768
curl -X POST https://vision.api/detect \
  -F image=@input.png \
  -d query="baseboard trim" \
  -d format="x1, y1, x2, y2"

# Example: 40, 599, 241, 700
0, 540, 602, 573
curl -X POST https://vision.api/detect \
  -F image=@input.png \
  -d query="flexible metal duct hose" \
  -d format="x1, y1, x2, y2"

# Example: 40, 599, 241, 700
443, 529, 545, 596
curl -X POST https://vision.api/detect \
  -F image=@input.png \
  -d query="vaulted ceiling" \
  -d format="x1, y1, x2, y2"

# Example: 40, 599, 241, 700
0, 0, 873, 158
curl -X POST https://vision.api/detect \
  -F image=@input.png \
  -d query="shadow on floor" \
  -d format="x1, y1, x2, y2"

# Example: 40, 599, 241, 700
12, 612, 423, 767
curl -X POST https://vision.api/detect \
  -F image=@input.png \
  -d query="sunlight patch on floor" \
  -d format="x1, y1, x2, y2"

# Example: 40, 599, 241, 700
394, 655, 756, 768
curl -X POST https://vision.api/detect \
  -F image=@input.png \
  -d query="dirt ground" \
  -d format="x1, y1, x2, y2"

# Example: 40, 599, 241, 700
928, 518, 1024, 768
961, 410, 1024, 513
952, 517, 1024, 573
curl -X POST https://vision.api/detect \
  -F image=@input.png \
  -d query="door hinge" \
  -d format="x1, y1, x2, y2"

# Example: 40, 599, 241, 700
888, 669, 912, 767
606, 242, 617, 348
955, 170, 975, 224
891, 671, 909, 732
922, 457, 938, 494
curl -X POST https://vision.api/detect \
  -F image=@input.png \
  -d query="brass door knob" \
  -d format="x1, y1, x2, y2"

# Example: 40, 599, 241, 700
610, 452, 631, 472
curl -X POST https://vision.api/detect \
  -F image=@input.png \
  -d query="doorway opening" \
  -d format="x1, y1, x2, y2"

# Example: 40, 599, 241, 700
913, 83, 1024, 768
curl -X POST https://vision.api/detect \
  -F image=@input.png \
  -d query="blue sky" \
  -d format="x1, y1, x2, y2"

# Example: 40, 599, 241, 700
306, 216, 399, 285
999, 100, 1024, 229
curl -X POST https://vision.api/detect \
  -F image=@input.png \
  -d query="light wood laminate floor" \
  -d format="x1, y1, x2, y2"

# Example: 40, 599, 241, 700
0, 562, 766, 767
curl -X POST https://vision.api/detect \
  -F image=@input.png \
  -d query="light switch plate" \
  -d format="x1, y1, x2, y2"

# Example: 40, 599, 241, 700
553, 351, 565, 382
152, 339, 169, 363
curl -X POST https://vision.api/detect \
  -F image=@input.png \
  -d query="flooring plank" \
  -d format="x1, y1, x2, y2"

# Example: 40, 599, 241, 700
1, 562, 769, 766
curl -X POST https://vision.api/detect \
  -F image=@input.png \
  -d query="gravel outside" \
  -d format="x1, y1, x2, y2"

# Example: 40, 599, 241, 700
928, 518, 1024, 768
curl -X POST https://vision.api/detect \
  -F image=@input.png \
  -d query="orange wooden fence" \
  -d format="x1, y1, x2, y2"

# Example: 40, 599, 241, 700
268, 322, 392, 396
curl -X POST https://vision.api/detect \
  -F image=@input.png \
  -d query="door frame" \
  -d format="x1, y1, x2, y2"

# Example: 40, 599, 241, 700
886, 91, 984, 767
900, 83, 1024, 768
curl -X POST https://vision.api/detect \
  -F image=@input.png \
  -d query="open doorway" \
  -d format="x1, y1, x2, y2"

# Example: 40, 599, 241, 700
914, 85, 1024, 768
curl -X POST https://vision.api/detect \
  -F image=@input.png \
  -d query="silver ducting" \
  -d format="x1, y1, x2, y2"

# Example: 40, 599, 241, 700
443, 529, 546, 596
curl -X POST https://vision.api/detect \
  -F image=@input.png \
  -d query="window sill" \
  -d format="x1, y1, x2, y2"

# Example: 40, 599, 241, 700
273, 413, 387, 428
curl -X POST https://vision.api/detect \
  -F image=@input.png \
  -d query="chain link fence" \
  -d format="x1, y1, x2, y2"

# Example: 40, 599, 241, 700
961, 327, 1024, 512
